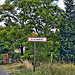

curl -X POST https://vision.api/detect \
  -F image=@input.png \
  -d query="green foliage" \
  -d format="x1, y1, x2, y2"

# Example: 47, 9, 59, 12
7, 0, 62, 35
0, 60, 3, 65
11, 52, 21, 59
21, 31, 60, 63
59, 0, 75, 62
1, 4, 14, 11
0, 2, 19, 27
10, 51, 15, 58
0, 54, 4, 65
0, 42, 10, 54
14, 53, 21, 59
0, 0, 62, 61
0, 54, 4, 60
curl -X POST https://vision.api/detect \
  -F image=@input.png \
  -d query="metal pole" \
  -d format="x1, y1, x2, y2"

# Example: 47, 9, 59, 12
33, 42, 36, 72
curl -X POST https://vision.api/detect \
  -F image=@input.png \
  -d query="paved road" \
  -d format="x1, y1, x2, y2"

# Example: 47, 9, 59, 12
0, 68, 9, 75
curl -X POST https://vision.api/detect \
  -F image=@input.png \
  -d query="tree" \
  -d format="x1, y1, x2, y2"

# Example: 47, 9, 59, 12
14, 0, 62, 62
0, 1, 20, 52
7, 0, 62, 35
0, 0, 62, 58
59, 0, 75, 63
0, 2, 33, 55
0, 25, 32, 55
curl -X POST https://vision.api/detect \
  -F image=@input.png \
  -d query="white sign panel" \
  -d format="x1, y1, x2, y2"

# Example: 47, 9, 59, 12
28, 37, 47, 42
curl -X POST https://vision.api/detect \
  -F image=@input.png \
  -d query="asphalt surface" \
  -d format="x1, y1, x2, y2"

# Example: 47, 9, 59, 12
0, 68, 9, 75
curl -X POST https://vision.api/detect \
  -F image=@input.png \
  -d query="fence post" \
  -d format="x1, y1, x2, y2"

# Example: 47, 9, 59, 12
4, 54, 7, 65
50, 53, 53, 70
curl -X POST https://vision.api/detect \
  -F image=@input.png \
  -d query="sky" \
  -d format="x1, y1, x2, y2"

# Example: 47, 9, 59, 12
0, 0, 5, 5
57, 0, 65, 10
0, 0, 65, 26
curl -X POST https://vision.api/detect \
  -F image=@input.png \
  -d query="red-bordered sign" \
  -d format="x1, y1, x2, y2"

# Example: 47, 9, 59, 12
28, 37, 47, 42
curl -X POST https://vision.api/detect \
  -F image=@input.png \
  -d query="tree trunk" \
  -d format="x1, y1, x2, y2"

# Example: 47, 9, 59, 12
21, 45, 23, 56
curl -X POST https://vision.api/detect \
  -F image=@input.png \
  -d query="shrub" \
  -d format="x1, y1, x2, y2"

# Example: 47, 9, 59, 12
0, 42, 11, 54
0, 54, 4, 60
14, 53, 21, 59
0, 60, 3, 65
0, 54, 4, 65
11, 52, 21, 59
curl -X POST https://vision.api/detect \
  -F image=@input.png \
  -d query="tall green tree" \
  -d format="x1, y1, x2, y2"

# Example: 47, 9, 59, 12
0, 0, 62, 58
59, 0, 75, 62
7, 0, 62, 35
16, 0, 62, 61
0, 2, 33, 55
0, 1, 20, 52
0, 25, 32, 55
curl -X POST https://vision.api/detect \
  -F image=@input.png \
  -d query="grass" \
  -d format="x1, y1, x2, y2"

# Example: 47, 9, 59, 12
0, 61, 75, 75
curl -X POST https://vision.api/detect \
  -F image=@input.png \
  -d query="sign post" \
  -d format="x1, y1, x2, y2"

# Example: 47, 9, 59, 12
33, 42, 35, 72
28, 34, 47, 72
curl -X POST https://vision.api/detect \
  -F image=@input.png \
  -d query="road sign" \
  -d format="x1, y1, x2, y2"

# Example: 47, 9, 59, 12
28, 37, 47, 72
28, 37, 47, 42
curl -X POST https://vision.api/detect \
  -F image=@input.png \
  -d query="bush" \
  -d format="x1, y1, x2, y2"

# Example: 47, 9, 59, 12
0, 60, 3, 65
0, 47, 10, 54
0, 42, 11, 54
11, 51, 15, 58
11, 52, 21, 59
14, 53, 21, 59
0, 54, 4, 65
0, 54, 4, 60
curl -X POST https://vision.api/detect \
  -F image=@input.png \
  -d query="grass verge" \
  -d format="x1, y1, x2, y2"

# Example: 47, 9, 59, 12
0, 62, 75, 75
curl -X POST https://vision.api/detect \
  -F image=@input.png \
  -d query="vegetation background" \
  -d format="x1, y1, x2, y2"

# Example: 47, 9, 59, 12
0, 0, 75, 74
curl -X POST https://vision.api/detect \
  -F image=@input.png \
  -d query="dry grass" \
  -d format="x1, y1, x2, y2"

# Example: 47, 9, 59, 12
52, 64, 75, 75
23, 60, 33, 70
0, 60, 33, 74
0, 63, 22, 73
0, 61, 75, 75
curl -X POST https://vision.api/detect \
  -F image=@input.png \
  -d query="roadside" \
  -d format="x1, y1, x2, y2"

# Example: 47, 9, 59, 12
0, 68, 9, 75
0, 62, 75, 75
